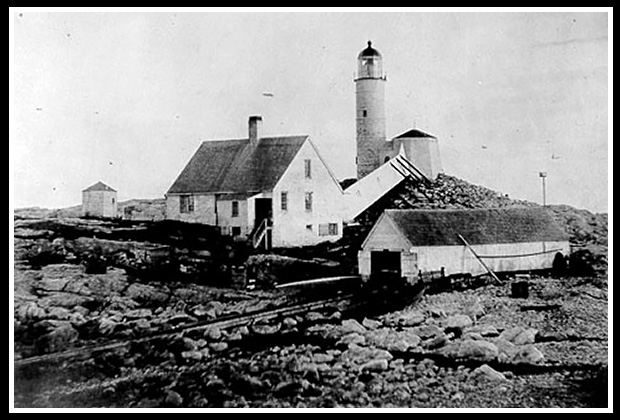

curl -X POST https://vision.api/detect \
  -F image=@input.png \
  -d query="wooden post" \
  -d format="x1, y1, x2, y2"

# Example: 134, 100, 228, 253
457, 234, 502, 285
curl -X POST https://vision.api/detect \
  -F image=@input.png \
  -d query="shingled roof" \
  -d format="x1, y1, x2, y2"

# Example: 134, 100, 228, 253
167, 136, 308, 195
383, 207, 569, 246
83, 181, 116, 192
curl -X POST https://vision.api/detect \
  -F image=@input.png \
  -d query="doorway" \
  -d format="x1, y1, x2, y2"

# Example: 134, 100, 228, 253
370, 250, 402, 278
254, 198, 272, 228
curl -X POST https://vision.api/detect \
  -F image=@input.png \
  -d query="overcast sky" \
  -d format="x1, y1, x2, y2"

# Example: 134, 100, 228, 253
11, 10, 609, 213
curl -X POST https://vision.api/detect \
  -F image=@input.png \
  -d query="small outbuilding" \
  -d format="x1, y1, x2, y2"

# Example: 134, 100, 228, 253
358, 207, 570, 282
82, 181, 118, 218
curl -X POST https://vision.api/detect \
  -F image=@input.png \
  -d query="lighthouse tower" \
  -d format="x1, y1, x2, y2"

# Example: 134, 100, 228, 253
355, 41, 387, 179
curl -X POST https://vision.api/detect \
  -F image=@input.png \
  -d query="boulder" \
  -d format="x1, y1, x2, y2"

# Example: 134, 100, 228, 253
191, 304, 219, 319
305, 311, 326, 322
341, 344, 393, 365
125, 283, 169, 305
511, 345, 544, 364
203, 326, 222, 341
124, 308, 153, 320
340, 319, 367, 335
181, 350, 205, 362
456, 340, 498, 362
464, 324, 499, 337
16, 302, 46, 321
311, 353, 334, 364
499, 327, 538, 345
412, 324, 443, 340
471, 364, 507, 382
163, 390, 183, 407
337, 333, 366, 347
38, 293, 91, 309
365, 328, 419, 352
422, 334, 448, 350
395, 311, 425, 327
445, 314, 473, 332
462, 332, 484, 341
46, 306, 72, 320
251, 323, 281, 336
209, 342, 229, 352
362, 318, 382, 330
360, 358, 389, 372
282, 317, 298, 327
180, 337, 199, 351
329, 311, 342, 321
37, 322, 79, 353
68, 312, 87, 326
400, 329, 421, 348
98, 317, 119, 336
494, 338, 519, 360
466, 302, 486, 320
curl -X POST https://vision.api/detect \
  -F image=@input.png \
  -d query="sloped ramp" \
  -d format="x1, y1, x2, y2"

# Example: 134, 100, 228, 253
342, 154, 426, 221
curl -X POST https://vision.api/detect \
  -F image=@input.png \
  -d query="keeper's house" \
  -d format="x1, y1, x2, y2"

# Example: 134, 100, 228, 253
166, 116, 345, 249
358, 208, 570, 281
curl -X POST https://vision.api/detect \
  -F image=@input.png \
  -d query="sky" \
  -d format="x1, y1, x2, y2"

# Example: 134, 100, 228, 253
10, 10, 610, 213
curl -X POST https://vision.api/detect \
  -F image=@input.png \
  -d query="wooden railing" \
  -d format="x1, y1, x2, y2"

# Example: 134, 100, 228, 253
251, 218, 270, 249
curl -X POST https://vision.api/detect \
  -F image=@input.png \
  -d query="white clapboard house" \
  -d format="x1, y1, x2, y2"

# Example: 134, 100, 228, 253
166, 116, 347, 248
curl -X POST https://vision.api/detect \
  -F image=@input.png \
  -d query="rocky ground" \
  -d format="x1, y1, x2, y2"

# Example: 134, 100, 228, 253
14, 261, 608, 408
13, 174, 609, 409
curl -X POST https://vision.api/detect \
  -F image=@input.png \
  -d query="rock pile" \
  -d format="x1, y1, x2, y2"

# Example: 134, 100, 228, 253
13, 263, 285, 358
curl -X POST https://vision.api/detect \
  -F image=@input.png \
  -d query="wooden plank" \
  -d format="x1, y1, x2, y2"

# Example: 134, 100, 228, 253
457, 234, 502, 285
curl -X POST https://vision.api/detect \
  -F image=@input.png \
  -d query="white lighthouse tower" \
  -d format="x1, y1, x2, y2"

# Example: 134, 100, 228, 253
355, 41, 387, 179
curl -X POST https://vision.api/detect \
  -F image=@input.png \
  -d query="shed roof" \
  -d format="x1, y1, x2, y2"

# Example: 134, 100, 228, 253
167, 136, 308, 195
83, 181, 116, 192
393, 129, 436, 139
383, 207, 569, 247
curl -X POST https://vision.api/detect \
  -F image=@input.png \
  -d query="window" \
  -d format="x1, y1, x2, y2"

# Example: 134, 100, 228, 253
112, 198, 115, 204
319, 223, 339, 237
232, 226, 241, 237
304, 192, 313, 212
306, 224, 313, 231
362, 109, 368, 118
231, 201, 239, 217
281, 191, 288, 211
180, 195, 194, 214
304, 159, 312, 179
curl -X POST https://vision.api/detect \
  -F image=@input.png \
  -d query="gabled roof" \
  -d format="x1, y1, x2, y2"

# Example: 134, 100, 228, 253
83, 181, 116, 192
383, 207, 569, 247
393, 129, 436, 139
167, 136, 308, 195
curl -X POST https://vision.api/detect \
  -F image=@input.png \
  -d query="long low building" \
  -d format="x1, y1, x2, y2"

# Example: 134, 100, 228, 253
358, 207, 570, 282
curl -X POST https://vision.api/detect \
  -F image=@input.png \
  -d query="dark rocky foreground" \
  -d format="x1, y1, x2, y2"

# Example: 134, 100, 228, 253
14, 259, 608, 408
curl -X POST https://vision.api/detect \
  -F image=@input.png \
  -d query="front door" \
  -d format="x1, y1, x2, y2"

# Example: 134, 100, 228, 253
371, 250, 402, 278
254, 198, 272, 228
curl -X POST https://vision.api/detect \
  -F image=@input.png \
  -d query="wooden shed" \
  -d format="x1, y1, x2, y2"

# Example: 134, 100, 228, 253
358, 207, 570, 282
82, 181, 117, 218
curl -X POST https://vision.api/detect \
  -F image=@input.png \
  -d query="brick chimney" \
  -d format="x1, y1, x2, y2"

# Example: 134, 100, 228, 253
249, 115, 262, 146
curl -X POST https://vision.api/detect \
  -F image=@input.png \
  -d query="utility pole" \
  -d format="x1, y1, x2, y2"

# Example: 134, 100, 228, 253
539, 172, 547, 206
539, 171, 548, 253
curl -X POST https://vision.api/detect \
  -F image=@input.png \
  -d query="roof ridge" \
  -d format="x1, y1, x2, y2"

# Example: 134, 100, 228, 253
200, 134, 309, 144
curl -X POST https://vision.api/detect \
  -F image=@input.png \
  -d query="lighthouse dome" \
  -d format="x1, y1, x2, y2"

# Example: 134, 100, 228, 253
357, 40, 381, 59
